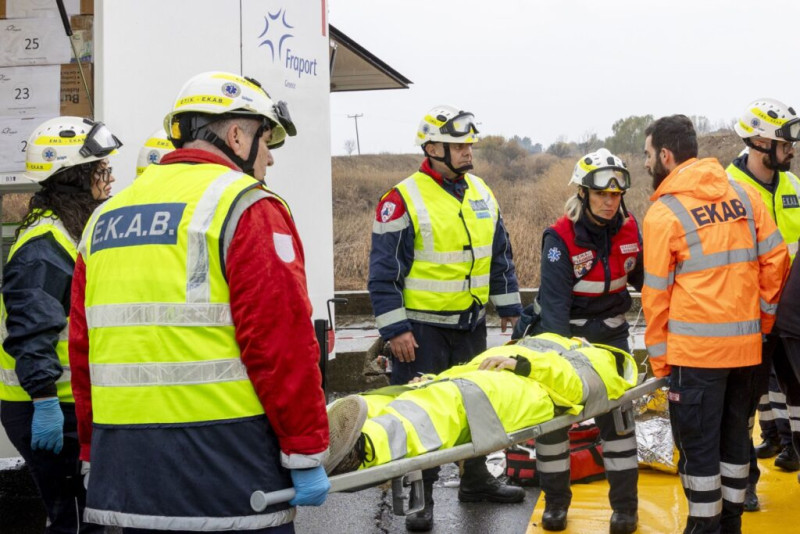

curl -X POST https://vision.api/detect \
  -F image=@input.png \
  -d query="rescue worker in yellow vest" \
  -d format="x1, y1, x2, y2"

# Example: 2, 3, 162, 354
324, 333, 638, 479
642, 115, 790, 534
368, 105, 524, 531
727, 98, 800, 511
135, 128, 175, 178
0, 116, 120, 533
69, 72, 330, 533
522, 149, 642, 533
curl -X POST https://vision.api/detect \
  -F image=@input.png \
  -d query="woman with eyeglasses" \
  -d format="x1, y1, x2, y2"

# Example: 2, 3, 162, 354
0, 116, 121, 533
515, 148, 643, 533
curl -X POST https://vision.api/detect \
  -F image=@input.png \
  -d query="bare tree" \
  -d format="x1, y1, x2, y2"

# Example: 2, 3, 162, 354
344, 139, 356, 156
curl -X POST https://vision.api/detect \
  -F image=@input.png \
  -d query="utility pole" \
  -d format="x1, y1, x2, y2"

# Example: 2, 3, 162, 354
347, 113, 363, 155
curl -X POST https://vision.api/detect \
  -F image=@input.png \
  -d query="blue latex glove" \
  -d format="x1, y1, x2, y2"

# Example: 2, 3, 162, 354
289, 465, 330, 507
31, 397, 64, 454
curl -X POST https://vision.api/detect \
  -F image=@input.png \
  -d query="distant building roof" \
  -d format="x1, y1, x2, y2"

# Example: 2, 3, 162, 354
329, 25, 412, 92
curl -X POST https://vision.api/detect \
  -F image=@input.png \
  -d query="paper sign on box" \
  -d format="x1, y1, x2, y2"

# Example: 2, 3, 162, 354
0, 66, 60, 117
0, 115, 53, 173
5, 0, 80, 18
0, 18, 72, 67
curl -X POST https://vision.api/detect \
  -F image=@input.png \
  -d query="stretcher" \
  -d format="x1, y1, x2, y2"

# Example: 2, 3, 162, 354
250, 376, 667, 515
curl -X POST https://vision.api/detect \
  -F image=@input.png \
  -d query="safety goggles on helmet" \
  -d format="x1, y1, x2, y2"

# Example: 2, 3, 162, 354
439, 112, 479, 138
581, 168, 631, 191
79, 121, 124, 158
776, 117, 800, 142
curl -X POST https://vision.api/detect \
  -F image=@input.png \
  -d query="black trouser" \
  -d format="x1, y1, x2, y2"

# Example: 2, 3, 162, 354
670, 366, 753, 534
747, 335, 794, 484
535, 328, 637, 513
0, 400, 102, 534
775, 336, 800, 463
390, 321, 487, 487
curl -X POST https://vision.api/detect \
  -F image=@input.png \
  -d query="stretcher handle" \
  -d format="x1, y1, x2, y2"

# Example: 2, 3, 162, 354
250, 488, 295, 512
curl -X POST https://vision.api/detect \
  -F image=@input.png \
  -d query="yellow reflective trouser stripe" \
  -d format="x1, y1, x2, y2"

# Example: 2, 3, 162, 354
668, 319, 761, 337
573, 275, 628, 294
602, 436, 636, 453
722, 485, 745, 504
720, 461, 748, 479
83, 508, 295, 531
680, 473, 720, 491
688, 500, 723, 518
604, 456, 639, 472
85, 302, 233, 328
186, 170, 244, 304
404, 274, 490, 293
538, 458, 570, 473
90, 358, 247, 387
535, 441, 568, 456
387, 399, 442, 453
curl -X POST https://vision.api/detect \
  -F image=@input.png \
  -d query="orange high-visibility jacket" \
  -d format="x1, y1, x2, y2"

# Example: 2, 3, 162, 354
642, 158, 790, 377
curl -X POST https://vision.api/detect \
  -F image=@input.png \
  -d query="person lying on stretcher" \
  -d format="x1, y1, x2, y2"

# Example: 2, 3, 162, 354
323, 332, 639, 475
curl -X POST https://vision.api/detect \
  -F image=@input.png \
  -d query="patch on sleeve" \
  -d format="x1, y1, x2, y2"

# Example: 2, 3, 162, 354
273, 232, 296, 263
620, 243, 640, 254
380, 201, 397, 222
547, 247, 561, 262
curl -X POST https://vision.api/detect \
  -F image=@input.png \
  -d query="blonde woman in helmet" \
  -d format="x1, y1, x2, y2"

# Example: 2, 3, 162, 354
0, 116, 121, 533
135, 128, 175, 178
520, 148, 642, 533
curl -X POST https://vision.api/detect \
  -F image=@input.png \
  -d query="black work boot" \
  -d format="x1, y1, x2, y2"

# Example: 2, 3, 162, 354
405, 480, 434, 532
458, 457, 525, 503
755, 437, 782, 459
541, 505, 568, 531
743, 483, 759, 512
774, 445, 800, 471
609, 509, 638, 534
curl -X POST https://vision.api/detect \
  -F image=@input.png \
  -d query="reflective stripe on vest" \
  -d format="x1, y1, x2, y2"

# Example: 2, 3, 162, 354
727, 165, 800, 261
82, 167, 270, 424
396, 172, 497, 313
0, 215, 76, 402
83, 508, 295, 532
659, 182, 764, 339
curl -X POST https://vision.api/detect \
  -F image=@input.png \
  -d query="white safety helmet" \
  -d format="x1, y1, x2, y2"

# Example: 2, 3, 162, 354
136, 128, 175, 178
163, 71, 296, 149
734, 98, 800, 143
414, 105, 479, 146
570, 148, 630, 192
24, 116, 122, 183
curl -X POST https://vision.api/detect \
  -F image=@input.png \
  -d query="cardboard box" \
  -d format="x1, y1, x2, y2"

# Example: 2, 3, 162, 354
0, 17, 72, 67
0, 65, 61, 117
60, 62, 93, 118
0, 115, 52, 173
0, 0, 92, 19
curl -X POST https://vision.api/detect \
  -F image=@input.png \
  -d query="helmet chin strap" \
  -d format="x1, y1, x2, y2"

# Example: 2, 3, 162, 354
427, 144, 473, 175
199, 125, 264, 177
745, 137, 782, 177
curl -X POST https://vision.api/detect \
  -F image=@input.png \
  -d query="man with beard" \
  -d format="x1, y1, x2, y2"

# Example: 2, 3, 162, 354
641, 114, 789, 534
726, 98, 800, 511
368, 105, 524, 531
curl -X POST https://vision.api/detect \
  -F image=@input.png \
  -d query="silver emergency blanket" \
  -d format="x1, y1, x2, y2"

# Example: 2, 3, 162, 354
633, 387, 677, 473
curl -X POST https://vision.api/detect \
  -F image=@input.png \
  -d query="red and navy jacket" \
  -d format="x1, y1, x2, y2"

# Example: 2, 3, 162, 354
367, 158, 522, 341
538, 212, 643, 338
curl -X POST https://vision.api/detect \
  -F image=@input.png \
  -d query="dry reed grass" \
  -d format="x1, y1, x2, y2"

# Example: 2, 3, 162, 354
332, 132, 755, 290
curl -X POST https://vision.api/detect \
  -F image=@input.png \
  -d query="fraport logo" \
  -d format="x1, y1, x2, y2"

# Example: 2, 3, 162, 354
42, 148, 56, 161
258, 8, 318, 80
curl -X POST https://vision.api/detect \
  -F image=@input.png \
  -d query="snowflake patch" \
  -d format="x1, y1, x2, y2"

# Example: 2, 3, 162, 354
547, 247, 561, 262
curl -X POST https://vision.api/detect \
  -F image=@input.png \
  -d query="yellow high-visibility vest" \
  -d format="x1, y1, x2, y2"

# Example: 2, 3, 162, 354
395, 172, 497, 313
0, 213, 76, 402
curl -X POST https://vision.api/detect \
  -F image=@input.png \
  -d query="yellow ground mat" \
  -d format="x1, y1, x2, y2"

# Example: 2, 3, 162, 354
524, 460, 800, 533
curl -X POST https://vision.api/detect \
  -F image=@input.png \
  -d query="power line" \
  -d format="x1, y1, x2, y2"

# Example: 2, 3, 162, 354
347, 113, 363, 155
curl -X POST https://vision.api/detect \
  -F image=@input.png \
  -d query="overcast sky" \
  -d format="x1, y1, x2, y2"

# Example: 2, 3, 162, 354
328, 0, 799, 156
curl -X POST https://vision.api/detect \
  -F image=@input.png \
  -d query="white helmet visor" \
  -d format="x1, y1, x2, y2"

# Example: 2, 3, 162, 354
441, 112, 479, 138
583, 168, 630, 191
79, 122, 123, 158
776, 118, 800, 142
